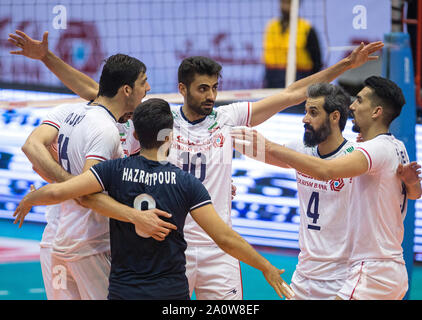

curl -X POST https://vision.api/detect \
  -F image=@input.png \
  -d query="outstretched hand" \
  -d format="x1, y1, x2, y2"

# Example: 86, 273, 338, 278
230, 126, 268, 162
8, 30, 49, 60
13, 185, 37, 228
346, 41, 384, 70
262, 266, 295, 300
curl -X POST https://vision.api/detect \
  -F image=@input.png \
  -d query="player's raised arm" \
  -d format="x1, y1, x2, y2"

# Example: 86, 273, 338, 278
250, 41, 384, 127
190, 203, 294, 299
8, 30, 98, 101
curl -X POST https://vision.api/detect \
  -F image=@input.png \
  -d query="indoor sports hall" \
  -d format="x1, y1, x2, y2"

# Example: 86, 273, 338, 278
0, 0, 421, 300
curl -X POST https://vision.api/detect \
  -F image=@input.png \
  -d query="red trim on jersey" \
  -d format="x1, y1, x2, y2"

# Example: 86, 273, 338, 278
246, 102, 251, 127
42, 120, 60, 130
356, 147, 372, 171
131, 148, 141, 155
86, 155, 107, 161
350, 261, 365, 300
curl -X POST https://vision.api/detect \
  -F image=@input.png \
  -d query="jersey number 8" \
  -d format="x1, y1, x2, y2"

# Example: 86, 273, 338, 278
133, 193, 156, 238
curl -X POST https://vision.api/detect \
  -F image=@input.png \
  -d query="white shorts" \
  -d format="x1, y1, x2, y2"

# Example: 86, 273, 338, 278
40, 247, 54, 300
337, 260, 408, 300
186, 245, 243, 300
290, 271, 345, 300
50, 251, 111, 300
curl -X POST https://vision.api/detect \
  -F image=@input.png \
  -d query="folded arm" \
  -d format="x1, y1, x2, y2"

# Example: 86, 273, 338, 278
22, 124, 72, 183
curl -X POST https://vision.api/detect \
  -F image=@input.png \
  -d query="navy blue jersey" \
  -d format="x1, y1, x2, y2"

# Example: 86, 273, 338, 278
90, 155, 211, 300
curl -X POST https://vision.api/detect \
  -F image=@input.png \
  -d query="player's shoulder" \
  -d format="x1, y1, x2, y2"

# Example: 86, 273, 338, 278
213, 101, 250, 120
84, 107, 117, 127
358, 134, 395, 151
341, 139, 358, 154
48, 102, 87, 117
216, 101, 250, 112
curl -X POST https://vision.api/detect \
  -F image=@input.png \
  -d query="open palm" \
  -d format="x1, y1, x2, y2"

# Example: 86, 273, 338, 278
8, 30, 49, 60
347, 41, 384, 69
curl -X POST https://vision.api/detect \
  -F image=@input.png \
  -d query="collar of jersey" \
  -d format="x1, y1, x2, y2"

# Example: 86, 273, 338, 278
317, 138, 348, 159
179, 106, 208, 125
87, 101, 117, 122
375, 132, 392, 138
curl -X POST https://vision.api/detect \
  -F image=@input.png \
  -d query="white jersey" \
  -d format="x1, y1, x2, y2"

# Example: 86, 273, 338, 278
168, 102, 251, 245
116, 119, 141, 157
40, 204, 60, 248
42, 102, 123, 261
40, 139, 60, 249
286, 139, 356, 280
349, 134, 409, 264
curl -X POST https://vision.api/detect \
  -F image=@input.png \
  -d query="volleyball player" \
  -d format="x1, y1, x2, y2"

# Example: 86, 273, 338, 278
239, 83, 356, 299
16, 54, 177, 299
231, 76, 422, 299
14, 98, 294, 300
8, 30, 383, 299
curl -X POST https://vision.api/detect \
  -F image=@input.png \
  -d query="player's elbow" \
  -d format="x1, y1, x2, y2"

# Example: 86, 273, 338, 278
21, 139, 34, 157
77, 194, 95, 209
48, 186, 64, 204
318, 168, 334, 181
213, 231, 241, 255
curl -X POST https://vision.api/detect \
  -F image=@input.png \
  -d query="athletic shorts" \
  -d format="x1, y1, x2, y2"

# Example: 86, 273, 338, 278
185, 245, 243, 300
40, 247, 54, 300
50, 251, 111, 300
337, 260, 408, 300
290, 270, 346, 300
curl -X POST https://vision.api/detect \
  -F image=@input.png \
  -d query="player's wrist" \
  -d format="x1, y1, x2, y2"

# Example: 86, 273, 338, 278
40, 50, 53, 64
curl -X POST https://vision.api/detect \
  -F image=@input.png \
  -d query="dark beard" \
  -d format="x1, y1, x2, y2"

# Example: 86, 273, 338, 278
303, 120, 332, 147
186, 92, 213, 116
352, 123, 361, 133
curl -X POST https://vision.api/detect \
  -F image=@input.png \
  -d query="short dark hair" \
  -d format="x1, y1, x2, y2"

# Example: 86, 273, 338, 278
307, 83, 351, 131
132, 98, 174, 149
98, 54, 146, 98
178, 56, 222, 88
363, 76, 406, 125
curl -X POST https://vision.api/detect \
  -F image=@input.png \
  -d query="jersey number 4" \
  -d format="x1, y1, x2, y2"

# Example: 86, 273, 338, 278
307, 191, 321, 231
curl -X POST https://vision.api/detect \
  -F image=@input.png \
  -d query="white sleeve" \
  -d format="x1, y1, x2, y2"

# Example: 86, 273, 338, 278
355, 139, 388, 174
42, 104, 73, 130
127, 120, 141, 155
218, 102, 252, 127
283, 139, 302, 151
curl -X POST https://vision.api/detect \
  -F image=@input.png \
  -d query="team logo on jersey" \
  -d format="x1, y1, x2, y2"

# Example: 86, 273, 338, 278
329, 178, 344, 192
212, 133, 225, 148
171, 111, 179, 119
208, 121, 219, 133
